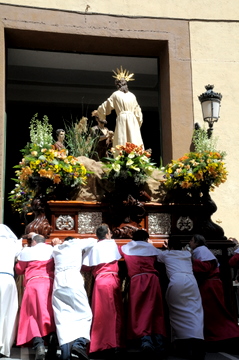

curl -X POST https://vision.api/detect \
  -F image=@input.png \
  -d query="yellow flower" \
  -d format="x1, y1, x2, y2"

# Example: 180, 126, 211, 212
70, 158, 77, 165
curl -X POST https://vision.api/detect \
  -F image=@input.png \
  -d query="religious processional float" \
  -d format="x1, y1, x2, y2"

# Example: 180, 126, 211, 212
8, 114, 228, 242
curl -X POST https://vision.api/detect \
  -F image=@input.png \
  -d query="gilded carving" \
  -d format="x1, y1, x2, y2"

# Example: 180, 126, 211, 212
78, 212, 102, 234
56, 215, 74, 230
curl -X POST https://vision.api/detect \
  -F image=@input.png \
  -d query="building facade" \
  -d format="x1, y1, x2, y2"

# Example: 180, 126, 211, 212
0, 0, 239, 238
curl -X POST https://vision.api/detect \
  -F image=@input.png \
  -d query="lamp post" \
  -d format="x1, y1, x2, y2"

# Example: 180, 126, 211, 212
198, 84, 222, 138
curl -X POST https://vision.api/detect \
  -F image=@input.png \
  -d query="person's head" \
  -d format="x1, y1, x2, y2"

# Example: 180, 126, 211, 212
56, 129, 65, 142
189, 234, 207, 250
115, 79, 128, 93
96, 224, 111, 240
132, 229, 149, 242
22, 232, 37, 246
168, 236, 182, 250
64, 236, 74, 241
31, 234, 45, 246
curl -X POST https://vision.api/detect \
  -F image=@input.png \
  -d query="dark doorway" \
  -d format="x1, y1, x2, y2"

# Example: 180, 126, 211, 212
5, 49, 161, 237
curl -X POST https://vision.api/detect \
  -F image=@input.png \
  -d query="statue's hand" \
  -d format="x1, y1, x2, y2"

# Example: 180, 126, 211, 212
92, 110, 99, 117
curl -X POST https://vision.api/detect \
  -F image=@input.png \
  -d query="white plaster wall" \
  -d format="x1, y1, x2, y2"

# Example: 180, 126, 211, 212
1, 0, 239, 20
190, 22, 239, 239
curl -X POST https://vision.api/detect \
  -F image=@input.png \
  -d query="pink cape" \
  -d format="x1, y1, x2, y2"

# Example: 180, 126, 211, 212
15, 258, 55, 345
120, 251, 166, 339
89, 261, 124, 353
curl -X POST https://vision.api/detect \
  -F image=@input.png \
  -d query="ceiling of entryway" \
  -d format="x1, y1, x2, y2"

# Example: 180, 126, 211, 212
7, 49, 159, 110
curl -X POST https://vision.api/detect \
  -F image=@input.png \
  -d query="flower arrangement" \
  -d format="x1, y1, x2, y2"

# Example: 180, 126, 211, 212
162, 127, 228, 192
102, 142, 157, 185
163, 151, 227, 191
9, 114, 88, 213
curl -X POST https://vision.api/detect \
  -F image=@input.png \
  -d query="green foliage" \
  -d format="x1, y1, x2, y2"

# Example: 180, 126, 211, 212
102, 143, 158, 186
64, 116, 98, 158
9, 114, 89, 214
192, 126, 226, 157
29, 113, 53, 147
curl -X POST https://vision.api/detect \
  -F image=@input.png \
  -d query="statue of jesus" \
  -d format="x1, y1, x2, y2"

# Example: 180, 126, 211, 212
92, 66, 144, 149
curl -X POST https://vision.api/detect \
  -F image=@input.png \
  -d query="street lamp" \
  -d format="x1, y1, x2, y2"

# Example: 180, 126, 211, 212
198, 84, 222, 138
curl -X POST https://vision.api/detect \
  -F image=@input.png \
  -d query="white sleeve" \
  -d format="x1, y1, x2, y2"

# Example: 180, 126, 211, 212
156, 249, 165, 263
15, 238, 24, 257
78, 238, 98, 251
234, 247, 239, 254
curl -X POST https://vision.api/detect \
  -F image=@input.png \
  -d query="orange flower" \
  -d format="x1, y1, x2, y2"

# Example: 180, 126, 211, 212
181, 181, 193, 188
53, 174, 61, 184
179, 155, 189, 161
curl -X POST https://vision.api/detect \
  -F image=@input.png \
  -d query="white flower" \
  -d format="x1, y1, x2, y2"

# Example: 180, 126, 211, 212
128, 152, 135, 159
39, 155, 46, 161
115, 155, 121, 161
145, 166, 154, 175
139, 155, 149, 163
126, 159, 133, 166
130, 165, 140, 172
112, 163, 121, 172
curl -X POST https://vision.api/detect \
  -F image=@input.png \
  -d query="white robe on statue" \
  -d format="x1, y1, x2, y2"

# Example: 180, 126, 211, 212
157, 249, 204, 341
0, 224, 23, 357
52, 238, 97, 346
97, 90, 144, 148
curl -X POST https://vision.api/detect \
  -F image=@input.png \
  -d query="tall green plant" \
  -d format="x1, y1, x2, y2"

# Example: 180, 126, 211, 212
192, 126, 226, 157
64, 116, 99, 158
29, 113, 53, 147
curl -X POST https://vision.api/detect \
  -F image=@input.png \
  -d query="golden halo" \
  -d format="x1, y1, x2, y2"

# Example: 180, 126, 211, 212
112, 66, 135, 82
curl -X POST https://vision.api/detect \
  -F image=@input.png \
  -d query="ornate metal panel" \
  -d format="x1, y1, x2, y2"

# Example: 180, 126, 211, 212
56, 215, 74, 230
176, 216, 193, 232
148, 213, 171, 235
78, 212, 102, 234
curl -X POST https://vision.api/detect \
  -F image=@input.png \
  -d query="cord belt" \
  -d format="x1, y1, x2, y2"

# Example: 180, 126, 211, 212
27, 275, 53, 284
0, 272, 14, 277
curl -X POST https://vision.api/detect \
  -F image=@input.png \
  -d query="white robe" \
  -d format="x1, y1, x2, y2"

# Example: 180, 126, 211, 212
97, 90, 144, 148
52, 238, 97, 346
157, 249, 204, 341
0, 224, 23, 357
